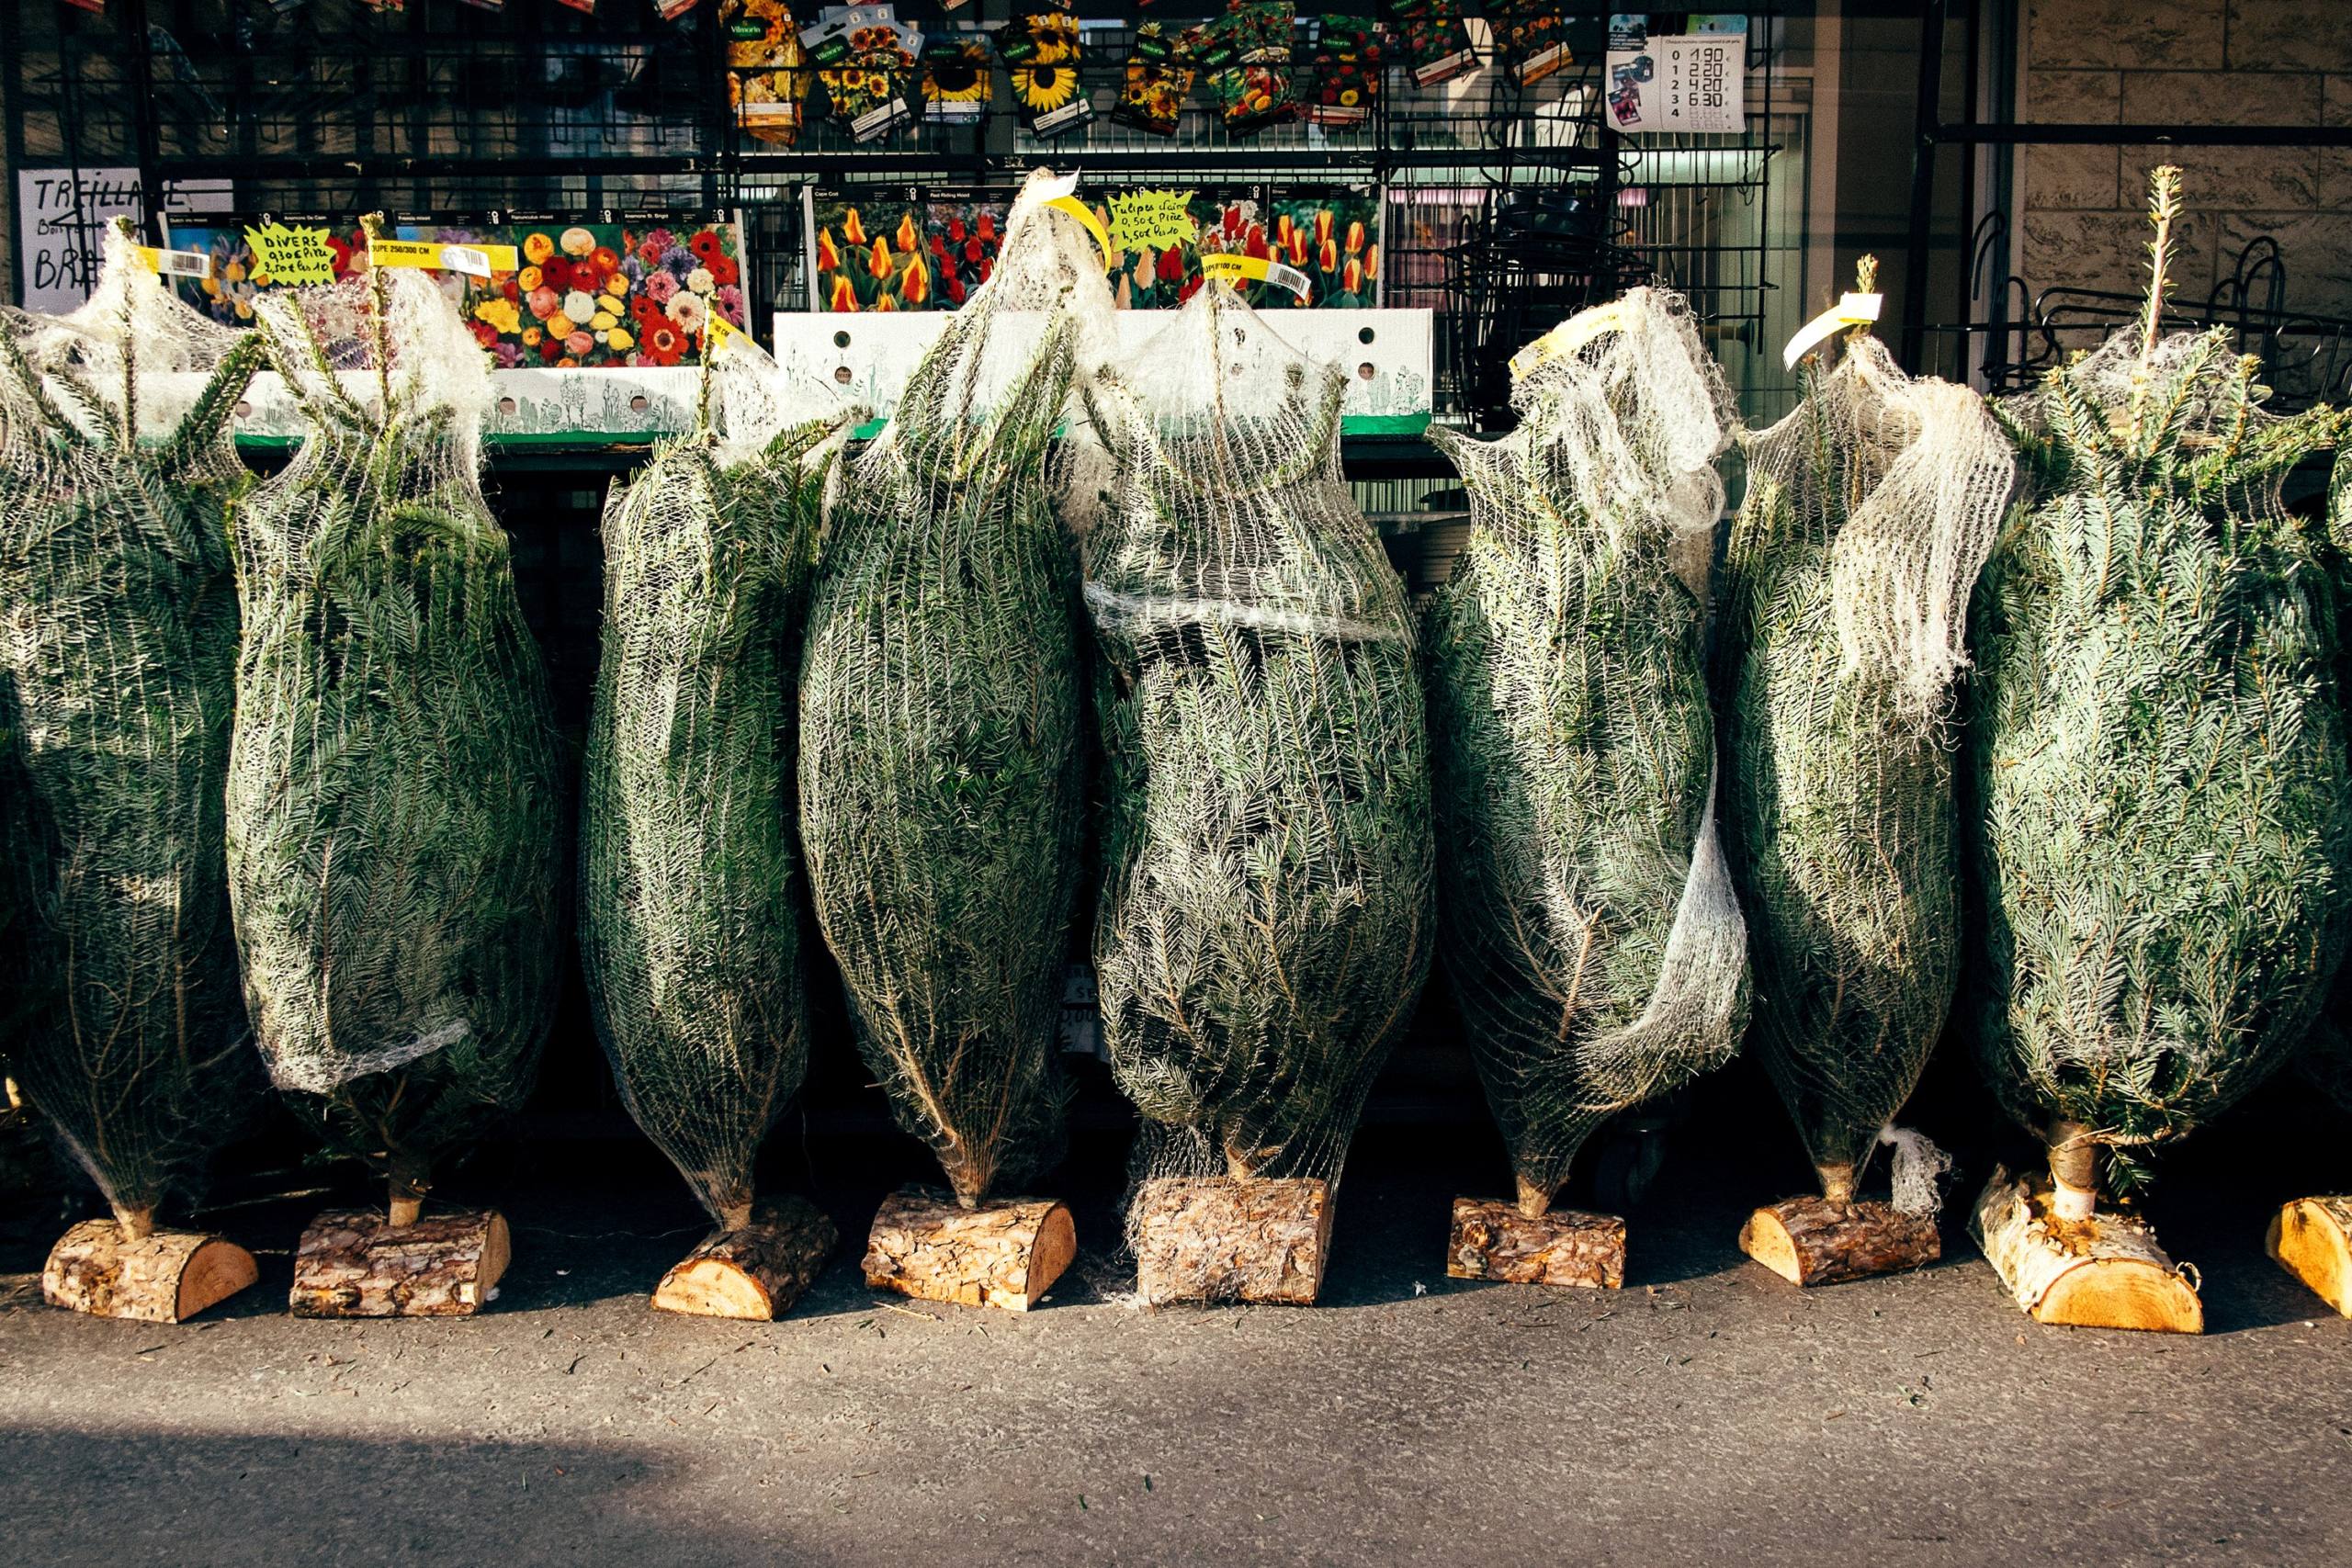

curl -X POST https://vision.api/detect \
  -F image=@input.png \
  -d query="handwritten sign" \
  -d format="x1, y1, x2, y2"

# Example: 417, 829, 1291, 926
1107, 190, 1198, 256
17, 167, 143, 310
244, 221, 338, 287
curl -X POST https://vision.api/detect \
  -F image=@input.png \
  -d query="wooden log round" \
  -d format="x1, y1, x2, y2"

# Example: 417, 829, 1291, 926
1131, 1176, 1334, 1306
41, 1220, 258, 1324
2267, 1195, 2352, 1318
862, 1187, 1075, 1312
1970, 1164, 2202, 1334
1446, 1197, 1625, 1290
1738, 1195, 1940, 1287
288, 1208, 512, 1318
653, 1197, 838, 1320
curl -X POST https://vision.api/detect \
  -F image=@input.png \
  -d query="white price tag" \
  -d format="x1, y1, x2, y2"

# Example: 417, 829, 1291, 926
1781, 292, 1883, 369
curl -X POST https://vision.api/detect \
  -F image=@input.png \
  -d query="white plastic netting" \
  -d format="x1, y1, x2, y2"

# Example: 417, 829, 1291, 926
1969, 187, 2352, 1190
1722, 331, 2013, 1211
1424, 287, 1749, 1218
579, 334, 861, 1229
226, 238, 567, 1208
1080, 284, 1435, 1207
0, 224, 265, 1230
797, 169, 1112, 1207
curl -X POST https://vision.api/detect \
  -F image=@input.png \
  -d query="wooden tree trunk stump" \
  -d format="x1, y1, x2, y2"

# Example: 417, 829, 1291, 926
1132, 1176, 1334, 1305
1971, 1165, 2202, 1333
288, 1208, 512, 1318
2267, 1196, 2352, 1317
653, 1197, 838, 1320
1738, 1195, 1940, 1287
861, 1187, 1075, 1312
41, 1220, 258, 1324
1447, 1197, 1625, 1289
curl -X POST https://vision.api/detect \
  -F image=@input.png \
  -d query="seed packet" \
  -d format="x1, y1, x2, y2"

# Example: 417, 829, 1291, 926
725, 0, 808, 146
922, 33, 992, 122
1305, 14, 1382, 127
1220, 0, 1295, 64
1391, 0, 1473, 85
820, 44, 915, 141
1489, 0, 1570, 85
1113, 21, 1195, 137
1204, 62, 1298, 134
1004, 12, 1092, 136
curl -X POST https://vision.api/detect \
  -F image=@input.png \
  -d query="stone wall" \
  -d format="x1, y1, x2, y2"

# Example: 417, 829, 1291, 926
2018, 1, 2352, 320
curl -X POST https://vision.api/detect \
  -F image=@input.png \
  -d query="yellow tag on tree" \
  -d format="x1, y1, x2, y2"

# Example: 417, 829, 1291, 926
368, 238, 521, 278
1044, 196, 1115, 271
1508, 300, 1631, 380
704, 310, 749, 358
1200, 253, 1311, 300
243, 221, 337, 287
137, 245, 211, 280
1107, 190, 1198, 257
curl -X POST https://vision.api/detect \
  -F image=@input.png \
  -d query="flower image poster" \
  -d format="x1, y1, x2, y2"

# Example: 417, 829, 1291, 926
812, 200, 934, 311
923, 197, 1004, 309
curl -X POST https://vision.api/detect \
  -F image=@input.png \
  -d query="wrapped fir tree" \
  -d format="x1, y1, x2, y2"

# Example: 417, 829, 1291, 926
1721, 264, 2015, 1286
1426, 288, 1748, 1290
0, 222, 266, 1322
228, 218, 566, 1315
798, 171, 1106, 1310
579, 329, 860, 1319
1968, 169, 2352, 1332
1081, 283, 1434, 1305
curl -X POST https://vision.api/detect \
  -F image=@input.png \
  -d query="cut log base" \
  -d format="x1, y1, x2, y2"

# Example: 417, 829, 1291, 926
1971, 1165, 2202, 1333
1132, 1176, 1335, 1305
41, 1220, 258, 1323
288, 1208, 512, 1318
1447, 1197, 1625, 1289
1738, 1195, 1940, 1287
862, 1187, 1075, 1312
2267, 1196, 2352, 1317
654, 1197, 838, 1320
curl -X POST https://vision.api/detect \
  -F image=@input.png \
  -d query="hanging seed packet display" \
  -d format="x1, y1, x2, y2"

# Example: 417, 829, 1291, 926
1113, 20, 1195, 137
0, 223, 267, 1324
1002, 10, 1091, 137
1426, 289, 1748, 1290
231, 218, 566, 1316
1204, 2, 1300, 134
1305, 13, 1383, 128
818, 30, 917, 142
581, 329, 862, 1320
1392, 0, 1473, 85
726, 0, 809, 145
1968, 169, 2352, 1334
799, 172, 1111, 1310
1722, 261, 2015, 1288
1083, 283, 1434, 1305
922, 32, 992, 122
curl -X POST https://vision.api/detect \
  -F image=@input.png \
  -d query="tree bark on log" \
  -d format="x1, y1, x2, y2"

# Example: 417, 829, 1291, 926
1971, 1164, 2201, 1333
288, 1209, 512, 1317
653, 1197, 837, 1320
861, 1187, 1075, 1312
1446, 1197, 1625, 1289
1131, 1176, 1334, 1305
1738, 1196, 1940, 1287
41, 1220, 258, 1323
2267, 1195, 2352, 1317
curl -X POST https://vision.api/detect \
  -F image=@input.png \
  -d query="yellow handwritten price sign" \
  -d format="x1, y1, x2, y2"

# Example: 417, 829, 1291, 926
1200, 253, 1311, 300
136, 245, 211, 280
243, 221, 337, 287
1044, 196, 1115, 271
1107, 190, 1198, 256
367, 238, 521, 278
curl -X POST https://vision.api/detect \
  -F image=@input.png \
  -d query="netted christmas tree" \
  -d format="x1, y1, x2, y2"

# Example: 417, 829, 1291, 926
0, 221, 265, 1239
227, 219, 567, 1226
1426, 287, 1748, 1223
798, 171, 1109, 1208
1081, 283, 1434, 1224
1722, 272, 2013, 1220
1969, 168, 2352, 1224
580, 332, 859, 1233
